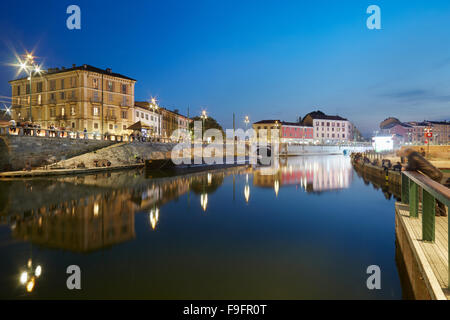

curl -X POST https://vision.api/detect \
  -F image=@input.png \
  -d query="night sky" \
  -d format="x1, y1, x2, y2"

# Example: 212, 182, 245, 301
0, 0, 449, 135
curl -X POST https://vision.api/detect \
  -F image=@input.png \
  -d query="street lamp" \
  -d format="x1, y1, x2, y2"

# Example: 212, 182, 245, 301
200, 109, 208, 141
14, 52, 43, 123
244, 115, 249, 128
149, 97, 159, 139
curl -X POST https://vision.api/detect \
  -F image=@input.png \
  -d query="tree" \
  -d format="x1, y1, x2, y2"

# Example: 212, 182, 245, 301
189, 116, 225, 136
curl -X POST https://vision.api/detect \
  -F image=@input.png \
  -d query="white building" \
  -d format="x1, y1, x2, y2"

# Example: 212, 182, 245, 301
133, 101, 161, 137
302, 111, 353, 143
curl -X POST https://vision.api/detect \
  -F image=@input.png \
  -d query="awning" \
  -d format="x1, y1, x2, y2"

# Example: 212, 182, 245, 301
127, 121, 152, 131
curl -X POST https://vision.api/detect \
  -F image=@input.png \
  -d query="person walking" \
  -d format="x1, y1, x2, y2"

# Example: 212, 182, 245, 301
397, 148, 447, 216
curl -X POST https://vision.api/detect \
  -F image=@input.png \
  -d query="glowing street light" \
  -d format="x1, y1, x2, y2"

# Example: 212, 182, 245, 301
244, 115, 249, 127
13, 52, 43, 123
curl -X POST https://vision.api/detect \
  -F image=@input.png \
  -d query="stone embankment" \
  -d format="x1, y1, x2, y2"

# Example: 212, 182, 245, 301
0, 135, 115, 171
48, 142, 179, 169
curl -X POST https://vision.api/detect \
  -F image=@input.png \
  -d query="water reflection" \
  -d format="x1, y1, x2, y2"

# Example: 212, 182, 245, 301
0, 155, 403, 299
254, 155, 352, 193
0, 156, 354, 255
0, 167, 245, 253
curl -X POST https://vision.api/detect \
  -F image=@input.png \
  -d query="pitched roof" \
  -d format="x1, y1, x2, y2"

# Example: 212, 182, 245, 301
281, 121, 312, 127
10, 64, 136, 82
253, 120, 281, 124
303, 110, 348, 121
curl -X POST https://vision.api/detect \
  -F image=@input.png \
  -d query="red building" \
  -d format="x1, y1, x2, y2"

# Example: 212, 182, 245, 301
280, 122, 314, 143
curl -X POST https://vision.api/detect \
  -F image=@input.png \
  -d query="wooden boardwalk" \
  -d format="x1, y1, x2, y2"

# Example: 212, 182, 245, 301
396, 203, 449, 299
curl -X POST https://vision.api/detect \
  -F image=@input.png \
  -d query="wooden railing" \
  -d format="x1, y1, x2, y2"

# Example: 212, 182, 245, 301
401, 171, 450, 287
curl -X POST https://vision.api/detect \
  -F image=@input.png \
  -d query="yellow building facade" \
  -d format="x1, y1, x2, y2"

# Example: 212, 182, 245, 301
9, 64, 136, 135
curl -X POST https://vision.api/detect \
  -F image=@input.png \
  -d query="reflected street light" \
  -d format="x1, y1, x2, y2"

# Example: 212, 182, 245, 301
19, 258, 42, 293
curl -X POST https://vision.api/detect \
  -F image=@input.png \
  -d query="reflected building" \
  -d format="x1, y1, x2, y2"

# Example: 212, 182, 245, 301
253, 156, 352, 193
1, 167, 245, 252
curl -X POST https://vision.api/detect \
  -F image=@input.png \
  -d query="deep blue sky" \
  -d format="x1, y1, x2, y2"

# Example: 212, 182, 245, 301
1, 0, 449, 135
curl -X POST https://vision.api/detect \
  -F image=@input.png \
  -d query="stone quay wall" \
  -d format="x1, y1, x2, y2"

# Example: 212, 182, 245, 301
0, 135, 115, 171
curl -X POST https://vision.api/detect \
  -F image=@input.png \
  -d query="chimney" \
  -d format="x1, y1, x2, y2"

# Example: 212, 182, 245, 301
106, 68, 112, 73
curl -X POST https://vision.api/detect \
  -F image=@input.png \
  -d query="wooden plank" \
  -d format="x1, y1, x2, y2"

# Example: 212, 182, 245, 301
396, 203, 448, 300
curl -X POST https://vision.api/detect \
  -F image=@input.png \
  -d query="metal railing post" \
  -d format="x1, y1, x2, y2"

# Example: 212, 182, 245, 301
422, 189, 435, 242
401, 173, 409, 204
409, 181, 419, 218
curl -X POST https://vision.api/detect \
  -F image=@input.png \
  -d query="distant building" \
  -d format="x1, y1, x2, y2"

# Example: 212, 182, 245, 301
252, 120, 314, 144
9, 64, 136, 135
133, 101, 161, 137
252, 120, 282, 143
380, 118, 449, 144
160, 107, 191, 141
280, 122, 314, 144
302, 110, 353, 143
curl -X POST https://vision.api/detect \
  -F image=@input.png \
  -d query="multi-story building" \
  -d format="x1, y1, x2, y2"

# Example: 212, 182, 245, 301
133, 101, 161, 137
302, 110, 353, 143
280, 122, 314, 144
381, 117, 449, 144
9, 64, 136, 135
160, 108, 191, 141
252, 120, 282, 143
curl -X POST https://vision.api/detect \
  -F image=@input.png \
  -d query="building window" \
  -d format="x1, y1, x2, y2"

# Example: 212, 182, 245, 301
70, 77, 77, 87
93, 91, 99, 101
122, 111, 127, 119
61, 79, 65, 89
109, 93, 113, 102
60, 92, 65, 100
136, 111, 139, 117
93, 107, 99, 116
61, 107, 65, 116
26, 84, 30, 94
50, 80, 56, 91
50, 108, 56, 117
93, 78, 98, 89
50, 93, 56, 101
141, 112, 144, 118
36, 82, 43, 93
72, 122, 75, 128
123, 125, 127, 130
71, 106, 76, 116
37, 94, 42, 105
121, 84, 127, 94
109, 124, 113, 130
108, 81, 113, 92
94, 123, 99, 129
16, 86, 21, 95
145, 114, 149, 120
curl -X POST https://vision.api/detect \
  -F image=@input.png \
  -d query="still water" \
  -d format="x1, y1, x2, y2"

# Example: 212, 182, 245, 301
0, 155, 404, 299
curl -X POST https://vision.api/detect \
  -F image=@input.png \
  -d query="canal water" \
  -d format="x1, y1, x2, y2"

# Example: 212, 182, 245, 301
0, 155, 404, 299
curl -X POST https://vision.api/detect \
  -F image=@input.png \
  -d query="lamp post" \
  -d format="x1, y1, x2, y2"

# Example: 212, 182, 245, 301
14, 53, 42, 123
150, 97, 159, 139
244, 115, 249, 128
200, 109, 208, 142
